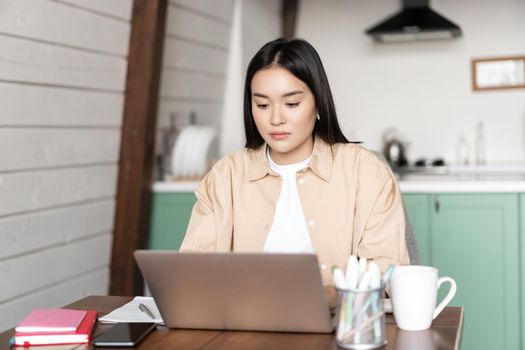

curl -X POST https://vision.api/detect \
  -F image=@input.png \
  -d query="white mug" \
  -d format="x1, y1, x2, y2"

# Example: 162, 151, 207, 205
390, 265, 456, 331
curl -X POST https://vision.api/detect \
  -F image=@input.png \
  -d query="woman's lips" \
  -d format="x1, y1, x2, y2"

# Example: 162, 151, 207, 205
270, 132, 290, 140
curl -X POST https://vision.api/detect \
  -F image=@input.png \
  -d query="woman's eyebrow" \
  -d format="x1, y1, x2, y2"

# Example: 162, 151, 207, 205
282, 90, 304, 97
252, 90, 304, 98
252, 92, 269, 98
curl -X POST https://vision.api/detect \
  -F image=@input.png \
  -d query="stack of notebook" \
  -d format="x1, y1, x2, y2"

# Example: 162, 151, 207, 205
13, 308, 97, 346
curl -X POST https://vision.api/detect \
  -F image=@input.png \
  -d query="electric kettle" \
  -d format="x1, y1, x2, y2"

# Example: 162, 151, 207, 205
382, 128, 408, 168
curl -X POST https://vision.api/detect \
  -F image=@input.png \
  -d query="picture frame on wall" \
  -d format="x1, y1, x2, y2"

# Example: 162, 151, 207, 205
471, 55, 525, 91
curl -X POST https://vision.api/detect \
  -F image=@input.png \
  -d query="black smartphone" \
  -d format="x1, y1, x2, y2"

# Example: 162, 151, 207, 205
92, 322, 156, 347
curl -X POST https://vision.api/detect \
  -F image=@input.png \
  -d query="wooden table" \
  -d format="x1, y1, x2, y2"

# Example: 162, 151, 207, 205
1, 296, 463, 349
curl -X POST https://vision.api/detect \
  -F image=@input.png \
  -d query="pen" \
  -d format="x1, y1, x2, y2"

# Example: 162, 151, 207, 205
342, 310, 385, 343
332, 266, 349, 338
345, 256, 358, 333
358, 257, 367, 282
332, 266, 349, 290
139, 303, 155, 320
354, 270, 371, 343
345, 255, 358, 288
368, 262, 382, 339
381, 264, 396, 285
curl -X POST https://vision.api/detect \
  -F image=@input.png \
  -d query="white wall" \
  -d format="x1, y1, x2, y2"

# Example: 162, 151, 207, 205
220, 0, 282, 156
156, 0, 281, 160
0, 0, 132, 331
156, 0, 235, 171
296, 0, 525, 164
220, 0, 244, 156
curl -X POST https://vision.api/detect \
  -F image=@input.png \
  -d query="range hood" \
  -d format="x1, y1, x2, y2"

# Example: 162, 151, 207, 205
365, 0, 462, 42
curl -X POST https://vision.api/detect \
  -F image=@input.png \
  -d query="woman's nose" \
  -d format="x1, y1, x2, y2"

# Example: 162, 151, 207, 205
271, 109, 286, 125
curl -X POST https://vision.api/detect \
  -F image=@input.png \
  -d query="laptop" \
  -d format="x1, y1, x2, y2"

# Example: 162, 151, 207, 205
134, 250, 333, 333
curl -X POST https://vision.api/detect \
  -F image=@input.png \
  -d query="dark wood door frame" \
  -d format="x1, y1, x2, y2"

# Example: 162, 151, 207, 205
110, 0, 300, 296
110, 0, 167, 296
282, 0, 299, 39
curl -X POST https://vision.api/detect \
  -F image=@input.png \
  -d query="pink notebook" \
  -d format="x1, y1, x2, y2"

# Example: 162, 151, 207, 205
15, 309, 87, 333
14, 310, 96, 346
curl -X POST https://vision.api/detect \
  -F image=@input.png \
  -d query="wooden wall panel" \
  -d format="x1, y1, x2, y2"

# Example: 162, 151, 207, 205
157, 100, 222, 128
58, 0, 133, 21
0, 83, 123, 127
0, 35, 127, 91
152, 0, 233, 180
0, 233, 111, 301
0, 129, 120, 171
0, 165, 117, 216
0, 268, 108, 331
159, 68, 225, 101
162, 38, 228, 75
0, 0, 131, 332
0, 0, 130, 55
0, 200, 115, 260
170, 0, 234, 23
164, 4, 230, 48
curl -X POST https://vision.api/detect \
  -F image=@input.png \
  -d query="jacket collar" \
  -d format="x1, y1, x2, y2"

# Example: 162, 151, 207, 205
247, 136, 333, 182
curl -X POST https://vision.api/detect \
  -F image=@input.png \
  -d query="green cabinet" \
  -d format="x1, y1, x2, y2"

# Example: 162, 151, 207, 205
148, 192, 196, 250
403, 193, 521, 350
403, 194, 431, 265
519, 194, 525, 349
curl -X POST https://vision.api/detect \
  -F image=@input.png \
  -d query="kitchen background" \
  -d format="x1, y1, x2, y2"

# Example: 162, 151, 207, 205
1, 1, 525, 349
151, 3, 525, 350
157, 0, 525, 171
296, 0, 525, 164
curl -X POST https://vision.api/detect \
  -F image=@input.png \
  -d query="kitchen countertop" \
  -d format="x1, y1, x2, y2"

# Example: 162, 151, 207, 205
398, 173, 525, 193
153, 165, 525, 194
153, 181, 198, 192
398, 165, 525, 193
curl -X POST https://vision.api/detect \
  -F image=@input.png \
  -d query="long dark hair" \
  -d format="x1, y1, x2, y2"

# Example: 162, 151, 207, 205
244, 38, 349, 149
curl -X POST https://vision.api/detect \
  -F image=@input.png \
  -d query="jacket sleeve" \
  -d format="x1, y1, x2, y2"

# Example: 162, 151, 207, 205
179, 164, 234, 252
356, 171, 410, 273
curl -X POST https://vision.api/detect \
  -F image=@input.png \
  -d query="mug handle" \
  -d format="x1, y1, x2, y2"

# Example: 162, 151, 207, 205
432, 276, 457, 319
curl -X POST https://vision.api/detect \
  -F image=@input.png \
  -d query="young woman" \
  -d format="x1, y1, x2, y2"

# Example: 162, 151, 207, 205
180, 38, 409, 302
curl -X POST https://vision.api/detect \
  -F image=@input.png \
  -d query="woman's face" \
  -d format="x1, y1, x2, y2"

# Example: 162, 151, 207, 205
251, 66, 317, 165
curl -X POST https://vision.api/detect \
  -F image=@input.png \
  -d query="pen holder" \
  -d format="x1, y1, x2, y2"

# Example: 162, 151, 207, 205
335, 284, 387, 350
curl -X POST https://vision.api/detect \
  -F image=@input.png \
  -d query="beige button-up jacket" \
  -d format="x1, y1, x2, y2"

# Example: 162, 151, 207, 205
180, 137, 409, 289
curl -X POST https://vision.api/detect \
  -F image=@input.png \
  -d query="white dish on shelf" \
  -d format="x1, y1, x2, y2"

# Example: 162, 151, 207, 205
171, 126, 217, 178
193, 127, 216, 176
181, 127, 197, 177
171, 126, 191, 178
170, 130, 183, 177
187, 127, 204, 177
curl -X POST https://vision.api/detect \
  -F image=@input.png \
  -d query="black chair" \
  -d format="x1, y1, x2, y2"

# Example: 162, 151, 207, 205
403, 205, 421, 265
373, 151, 420, 265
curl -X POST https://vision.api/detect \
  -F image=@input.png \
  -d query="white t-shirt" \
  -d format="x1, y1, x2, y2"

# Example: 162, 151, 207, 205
263, 149, 314, 253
